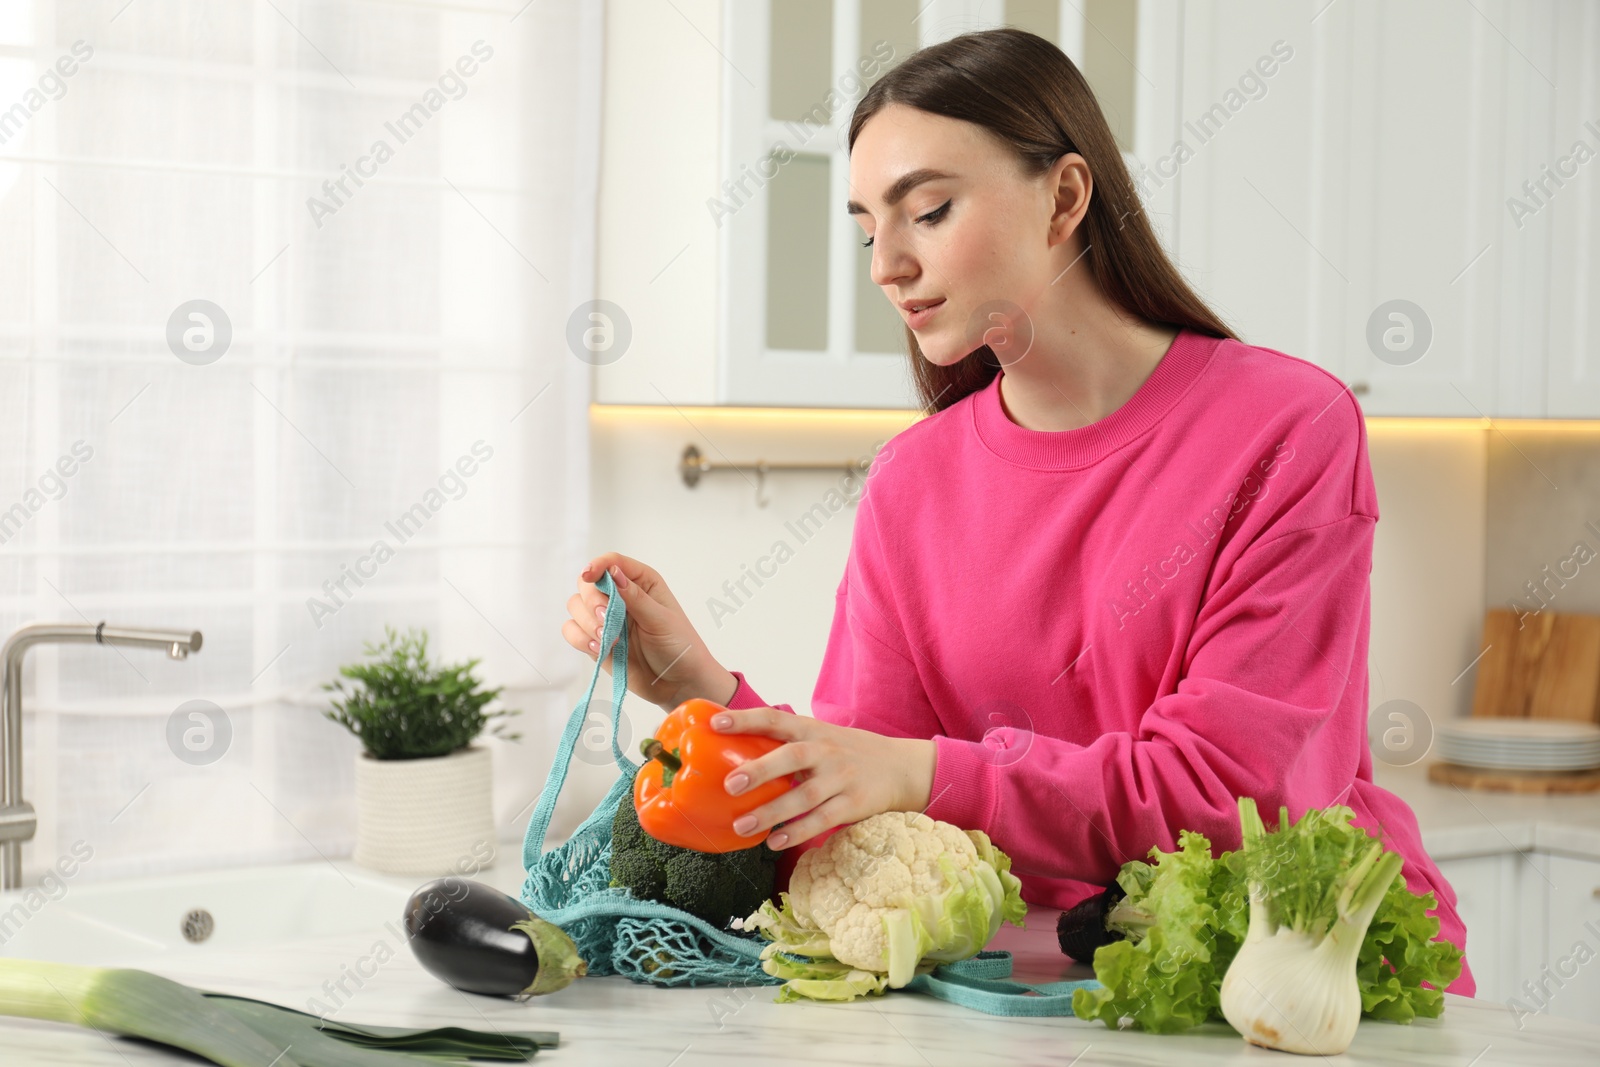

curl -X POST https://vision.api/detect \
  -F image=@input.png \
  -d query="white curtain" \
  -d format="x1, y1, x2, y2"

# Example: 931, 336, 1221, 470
0, 0, 598, 884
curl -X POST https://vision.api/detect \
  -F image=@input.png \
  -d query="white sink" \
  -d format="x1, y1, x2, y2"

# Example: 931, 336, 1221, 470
0, 861, 418, 966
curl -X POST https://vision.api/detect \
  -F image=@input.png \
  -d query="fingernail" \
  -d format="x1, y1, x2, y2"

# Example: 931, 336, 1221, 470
733, 815, 758, 835
712, 714, 733, 730
610, 565, 627, 587
589, 640, 598, 652
768, 832, 788, 848
595, 605, 605, 621
725, 773, 749, 795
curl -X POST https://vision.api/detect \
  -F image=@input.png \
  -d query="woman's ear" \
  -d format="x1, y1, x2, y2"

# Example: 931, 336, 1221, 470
1049, 153, 1092, 245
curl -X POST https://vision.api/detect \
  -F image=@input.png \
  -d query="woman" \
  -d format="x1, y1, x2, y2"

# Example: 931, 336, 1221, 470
563, 28, 1474, 995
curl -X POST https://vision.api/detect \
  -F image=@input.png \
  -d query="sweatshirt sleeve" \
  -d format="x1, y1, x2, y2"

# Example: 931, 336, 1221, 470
923, 507, 1378, 883
724, 670, 793, 713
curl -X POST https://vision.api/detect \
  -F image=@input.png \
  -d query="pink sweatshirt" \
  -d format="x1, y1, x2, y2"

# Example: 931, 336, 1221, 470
725, 327, 1475, 996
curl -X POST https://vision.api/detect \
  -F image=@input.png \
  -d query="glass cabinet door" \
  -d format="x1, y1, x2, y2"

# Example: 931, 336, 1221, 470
722, 0, 1139, 407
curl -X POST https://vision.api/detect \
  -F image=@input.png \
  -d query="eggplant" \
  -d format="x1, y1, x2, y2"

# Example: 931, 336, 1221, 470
404, 877, 587, 997
1056, 881, 1127, 964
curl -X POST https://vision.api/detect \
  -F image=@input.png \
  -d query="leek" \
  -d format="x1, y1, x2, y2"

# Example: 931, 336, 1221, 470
0, 958, 558, 1065
0, 959, 298, 1066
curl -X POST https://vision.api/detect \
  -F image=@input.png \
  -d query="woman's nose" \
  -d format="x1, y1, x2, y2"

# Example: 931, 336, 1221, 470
869, 237, 915, 290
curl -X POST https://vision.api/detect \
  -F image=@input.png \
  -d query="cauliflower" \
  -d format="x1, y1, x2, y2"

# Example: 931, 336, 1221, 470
733, 811, 1028, 1002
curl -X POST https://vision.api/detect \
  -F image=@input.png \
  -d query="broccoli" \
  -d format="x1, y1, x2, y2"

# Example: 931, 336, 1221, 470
608, 792, 779, 931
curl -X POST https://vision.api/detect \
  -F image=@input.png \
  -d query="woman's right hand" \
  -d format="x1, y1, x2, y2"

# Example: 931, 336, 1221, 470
563, 553, 737, 711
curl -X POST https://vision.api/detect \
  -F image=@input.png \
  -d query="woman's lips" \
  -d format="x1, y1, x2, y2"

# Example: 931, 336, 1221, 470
906, 299, 945, 329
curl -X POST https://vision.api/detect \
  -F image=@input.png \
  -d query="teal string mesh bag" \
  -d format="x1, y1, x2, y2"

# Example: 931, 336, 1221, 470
517, 569, 782, 988
517, 569, 1101, 1012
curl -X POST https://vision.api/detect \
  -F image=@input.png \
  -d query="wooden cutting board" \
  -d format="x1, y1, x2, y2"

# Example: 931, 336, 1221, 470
1469, 607, 1600, 721
1429, 608, 1600, 793
1427, 762, 1600, 794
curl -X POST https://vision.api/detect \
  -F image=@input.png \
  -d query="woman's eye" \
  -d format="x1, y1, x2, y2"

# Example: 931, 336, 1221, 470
860, 200, 952, 248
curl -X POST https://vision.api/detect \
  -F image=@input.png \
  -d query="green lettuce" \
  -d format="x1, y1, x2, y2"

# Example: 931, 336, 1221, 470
1070, 830, 1247, 1032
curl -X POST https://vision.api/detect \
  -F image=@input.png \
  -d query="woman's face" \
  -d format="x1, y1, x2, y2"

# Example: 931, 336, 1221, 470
848, 102, 1082, 367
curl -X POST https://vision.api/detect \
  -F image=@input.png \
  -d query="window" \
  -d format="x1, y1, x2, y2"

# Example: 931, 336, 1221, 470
0, 0, 597, 881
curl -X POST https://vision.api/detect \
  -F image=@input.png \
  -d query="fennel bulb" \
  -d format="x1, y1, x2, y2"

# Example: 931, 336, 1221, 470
1219, 797, 1405, 1055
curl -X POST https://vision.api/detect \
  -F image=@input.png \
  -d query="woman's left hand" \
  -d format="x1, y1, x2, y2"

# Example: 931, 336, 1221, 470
710, 707, 938, 850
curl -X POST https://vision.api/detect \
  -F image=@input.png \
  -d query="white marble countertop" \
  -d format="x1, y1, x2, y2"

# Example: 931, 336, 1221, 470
1375, 762, 1600, 862
8, 766, 1600, 1064
5, 859, 1600, 1066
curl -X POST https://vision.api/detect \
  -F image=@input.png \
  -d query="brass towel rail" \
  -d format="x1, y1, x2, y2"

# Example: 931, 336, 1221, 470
678, 444, 876, 508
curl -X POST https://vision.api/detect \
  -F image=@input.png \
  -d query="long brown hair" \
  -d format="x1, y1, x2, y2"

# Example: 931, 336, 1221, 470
848, 28, 1238, 414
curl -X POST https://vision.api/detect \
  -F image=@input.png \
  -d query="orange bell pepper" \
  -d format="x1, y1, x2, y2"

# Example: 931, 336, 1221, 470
634, 698, 795, 853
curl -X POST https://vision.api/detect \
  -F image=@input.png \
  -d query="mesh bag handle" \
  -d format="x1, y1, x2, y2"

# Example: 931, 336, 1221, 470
903, 951, 1099, 1016
521, 567, 635, 872
516, 569, 781, 985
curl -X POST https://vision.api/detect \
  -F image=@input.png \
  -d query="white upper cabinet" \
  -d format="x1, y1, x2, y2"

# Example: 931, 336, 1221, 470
598, 1, 1596, 414
1149, 0, 1596, 418
1542, 3, 1600, 417
719, 0, 928, 408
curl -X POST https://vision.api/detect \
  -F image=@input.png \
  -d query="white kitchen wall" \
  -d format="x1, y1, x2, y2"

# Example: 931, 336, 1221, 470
1366, 423, 1489, 727
1485, 426, 1600, 617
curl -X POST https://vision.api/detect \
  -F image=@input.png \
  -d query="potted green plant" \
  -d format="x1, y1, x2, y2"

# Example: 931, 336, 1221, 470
324, 626, 521, 875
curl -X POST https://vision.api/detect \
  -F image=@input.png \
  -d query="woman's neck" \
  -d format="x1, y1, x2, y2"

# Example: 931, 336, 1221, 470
993, 285, 1181, 433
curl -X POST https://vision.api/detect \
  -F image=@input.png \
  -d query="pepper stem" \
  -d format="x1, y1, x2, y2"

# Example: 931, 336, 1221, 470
640, 738, 682, 773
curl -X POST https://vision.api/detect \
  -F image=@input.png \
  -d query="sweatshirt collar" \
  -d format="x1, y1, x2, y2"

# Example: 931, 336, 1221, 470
970, 327, 1220, 470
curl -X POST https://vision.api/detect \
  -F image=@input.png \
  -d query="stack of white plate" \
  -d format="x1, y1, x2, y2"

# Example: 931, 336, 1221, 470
1437, 718, 1600, 771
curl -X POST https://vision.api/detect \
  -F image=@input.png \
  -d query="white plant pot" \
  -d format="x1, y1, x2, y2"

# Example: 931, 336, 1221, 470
353, 744, 497, 876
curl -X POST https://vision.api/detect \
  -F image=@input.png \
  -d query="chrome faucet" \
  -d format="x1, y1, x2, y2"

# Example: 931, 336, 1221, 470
1, 623, 203, 890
